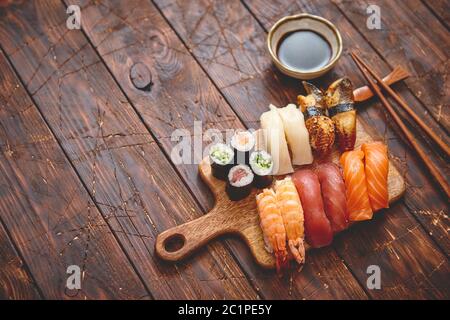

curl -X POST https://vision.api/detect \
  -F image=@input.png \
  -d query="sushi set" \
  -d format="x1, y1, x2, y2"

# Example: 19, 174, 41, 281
155, 76, 406, 271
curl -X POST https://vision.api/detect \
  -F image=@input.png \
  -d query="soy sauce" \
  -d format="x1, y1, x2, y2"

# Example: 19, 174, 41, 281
277, 30, 332, 72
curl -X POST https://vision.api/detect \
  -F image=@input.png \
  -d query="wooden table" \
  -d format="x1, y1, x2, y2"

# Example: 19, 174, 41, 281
0, 0, 448, 300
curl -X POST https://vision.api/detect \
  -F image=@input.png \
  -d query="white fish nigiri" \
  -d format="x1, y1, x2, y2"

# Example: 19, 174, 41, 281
276, 104, 314, 165
260, 104, 294, 175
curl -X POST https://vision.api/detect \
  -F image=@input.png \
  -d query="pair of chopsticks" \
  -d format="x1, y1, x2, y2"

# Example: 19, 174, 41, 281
351, 52, 450, 199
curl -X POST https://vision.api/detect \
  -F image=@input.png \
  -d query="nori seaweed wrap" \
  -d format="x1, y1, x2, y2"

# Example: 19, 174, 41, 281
249, 150, 273, 188
209, 143, 234, 180
226, 164, 254, 201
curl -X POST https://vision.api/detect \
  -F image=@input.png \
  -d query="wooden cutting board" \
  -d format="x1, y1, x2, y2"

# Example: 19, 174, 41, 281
155, 119, 406, 269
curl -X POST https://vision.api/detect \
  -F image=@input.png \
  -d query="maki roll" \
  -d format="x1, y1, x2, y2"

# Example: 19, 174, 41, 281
209, 143, 234, 180
230, 130, 255, 165
226, 165, 254, 201
249, 150, 273, 188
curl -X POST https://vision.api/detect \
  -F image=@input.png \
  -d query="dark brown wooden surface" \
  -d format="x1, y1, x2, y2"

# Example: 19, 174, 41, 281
0, 50, 148, 299
0, 221, 41, 299
71, 0, 367, 300
0, 0, 448, 299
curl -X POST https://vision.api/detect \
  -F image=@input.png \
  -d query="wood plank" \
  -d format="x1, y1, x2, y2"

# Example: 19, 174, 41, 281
76, 0, 367, 299
0, 221, 41, 299
0, 51, 148, 299
155, 0, 450, 298
0, 0, 257, 299
244, 0, 450, 299
422, 0, 450, 29
333, 0, 450, 130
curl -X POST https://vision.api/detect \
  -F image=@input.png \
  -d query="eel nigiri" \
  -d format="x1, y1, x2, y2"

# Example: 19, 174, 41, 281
316, 163, 349, 233
361, 142, 389, 212
276, 104, 314, 165
325, 77, 357, 152
292, 169, 333, 248
256, 189, 288, 273
275, 177, 305, 265
260, 104, 294, 175
297, 82, 335, 158
339, 150, 373, 221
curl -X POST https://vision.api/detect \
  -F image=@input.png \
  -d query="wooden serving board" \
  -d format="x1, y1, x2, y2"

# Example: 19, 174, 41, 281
155, 120, 406, 269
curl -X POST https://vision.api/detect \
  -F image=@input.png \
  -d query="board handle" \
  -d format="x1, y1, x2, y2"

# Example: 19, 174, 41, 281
155, 207, 234, 261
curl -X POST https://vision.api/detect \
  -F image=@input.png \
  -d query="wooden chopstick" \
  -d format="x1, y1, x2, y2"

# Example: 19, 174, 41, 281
353, 65, 410, 102
351, 52, 450, 199
352, 53, 450, 158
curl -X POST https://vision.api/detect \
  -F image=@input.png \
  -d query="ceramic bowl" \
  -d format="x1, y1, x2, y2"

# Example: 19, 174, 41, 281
267, 13, 343, 79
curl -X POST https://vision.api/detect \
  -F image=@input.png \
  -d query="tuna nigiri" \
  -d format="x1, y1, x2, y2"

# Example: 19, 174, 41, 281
260, 104, 294, 175
316, 163, 349, 233
339, 150, 373, 221
256, 189, 288, 273
275, 177, 305, 265
292, 169, 333, 248
362, 142, 389, 212
276, 104, 314, 165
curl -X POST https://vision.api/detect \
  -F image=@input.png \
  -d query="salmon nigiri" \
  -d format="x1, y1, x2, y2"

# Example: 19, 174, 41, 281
256, 189, 288, 273
275, 177, 305, 265
339, 150, 373, 221
362, 142, 389, 212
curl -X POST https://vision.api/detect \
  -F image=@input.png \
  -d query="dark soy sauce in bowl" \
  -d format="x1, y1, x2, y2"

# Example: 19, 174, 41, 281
277, 30, 332, 72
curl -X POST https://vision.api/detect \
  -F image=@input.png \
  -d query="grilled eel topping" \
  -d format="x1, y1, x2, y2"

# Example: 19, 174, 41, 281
297, 82, 335, 157
325, 77, 356, 152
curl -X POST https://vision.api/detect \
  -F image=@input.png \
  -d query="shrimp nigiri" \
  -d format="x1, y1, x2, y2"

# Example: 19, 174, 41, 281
256, 189, 288, 273
362, 142, 389, 212
339, 150, 373, 221
275, 177, 305, 265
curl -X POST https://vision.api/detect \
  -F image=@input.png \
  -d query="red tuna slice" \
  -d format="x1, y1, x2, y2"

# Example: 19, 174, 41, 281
292, 169, 333, 248
316, 163, 349, 233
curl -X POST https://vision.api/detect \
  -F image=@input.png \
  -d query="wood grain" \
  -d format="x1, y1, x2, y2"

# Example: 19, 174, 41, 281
0, 51, 148, 299
333, 0, 450, 130
156, 119, 406, 268
0, 0, 257, 299
0, 221, 41, 299
77, 0, 367, 299
156, 0, 450, 298
422, 0, 450, 29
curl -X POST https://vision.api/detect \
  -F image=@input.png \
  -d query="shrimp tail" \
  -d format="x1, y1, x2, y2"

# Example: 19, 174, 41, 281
275, 251, 289, 275
288, 239, 305, 265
